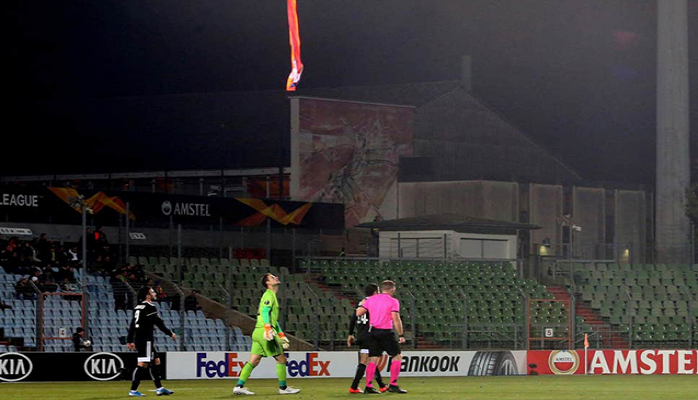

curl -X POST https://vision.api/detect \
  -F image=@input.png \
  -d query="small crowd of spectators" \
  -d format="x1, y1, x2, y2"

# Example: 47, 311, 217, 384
2, 228, 120, 300
2, 230, 191, 315
1, 235, 82, 300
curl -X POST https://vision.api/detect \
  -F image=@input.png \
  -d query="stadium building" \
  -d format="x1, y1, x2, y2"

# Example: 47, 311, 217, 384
1, 60, 695, 389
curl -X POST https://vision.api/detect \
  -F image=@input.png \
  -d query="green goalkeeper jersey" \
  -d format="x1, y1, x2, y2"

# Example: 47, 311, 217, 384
255, 289, 279, 329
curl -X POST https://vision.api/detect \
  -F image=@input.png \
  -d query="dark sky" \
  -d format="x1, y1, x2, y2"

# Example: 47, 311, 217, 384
6, 1, 698, 184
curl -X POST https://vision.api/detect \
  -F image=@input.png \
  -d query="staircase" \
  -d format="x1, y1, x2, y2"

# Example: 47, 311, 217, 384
546, 286, 628, 349
306, 275, 359, 305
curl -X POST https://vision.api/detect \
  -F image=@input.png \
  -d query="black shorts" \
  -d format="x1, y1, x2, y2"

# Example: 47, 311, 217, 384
367, 329, 401, 357
136, 338, 159, 363
356, 333, 370, 354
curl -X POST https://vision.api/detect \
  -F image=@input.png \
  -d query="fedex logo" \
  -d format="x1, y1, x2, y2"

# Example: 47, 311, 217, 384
286, 353, 330, 377
196, 353, 245, 378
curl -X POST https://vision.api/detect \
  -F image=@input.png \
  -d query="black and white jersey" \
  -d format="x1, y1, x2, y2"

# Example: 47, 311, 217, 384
349, 298, 371, 339
126, 301, 173, 343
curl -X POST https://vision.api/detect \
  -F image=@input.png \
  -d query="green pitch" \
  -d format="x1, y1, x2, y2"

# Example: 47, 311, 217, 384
2, 376, 696, 399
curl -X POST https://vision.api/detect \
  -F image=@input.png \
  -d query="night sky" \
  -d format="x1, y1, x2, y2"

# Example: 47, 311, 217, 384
6, 1, 698, 184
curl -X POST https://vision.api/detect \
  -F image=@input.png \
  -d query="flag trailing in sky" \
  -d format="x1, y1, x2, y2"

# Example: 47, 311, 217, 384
286, 0, 303, 91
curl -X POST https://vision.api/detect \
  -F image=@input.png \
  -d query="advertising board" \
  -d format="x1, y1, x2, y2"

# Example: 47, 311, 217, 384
166, 350, 527, 379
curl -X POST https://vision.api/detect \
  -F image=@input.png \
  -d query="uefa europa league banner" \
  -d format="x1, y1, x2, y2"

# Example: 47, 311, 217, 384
0, 186, 344, 230
166, 351, 527, 379
528, 350, 698, 375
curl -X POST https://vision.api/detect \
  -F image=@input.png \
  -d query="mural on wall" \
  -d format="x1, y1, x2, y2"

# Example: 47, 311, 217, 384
296, 98, 413, 227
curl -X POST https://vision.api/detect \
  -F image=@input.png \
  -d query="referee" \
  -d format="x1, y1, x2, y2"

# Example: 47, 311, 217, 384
356, 280, 407, 394
126, 286, 177, 397
347, 284, 388, 394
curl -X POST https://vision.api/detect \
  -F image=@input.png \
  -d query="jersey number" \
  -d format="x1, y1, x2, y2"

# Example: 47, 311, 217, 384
358, 314, 368, 324
134, 310, 141, 328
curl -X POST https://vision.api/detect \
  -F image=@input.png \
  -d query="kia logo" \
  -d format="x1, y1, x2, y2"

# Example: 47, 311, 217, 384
161, 201, 172, 216
84, 352, 124, 381
0, 352, 33, 382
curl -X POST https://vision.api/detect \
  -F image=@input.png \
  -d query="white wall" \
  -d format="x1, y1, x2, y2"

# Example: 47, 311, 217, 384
379, 230, 516, 260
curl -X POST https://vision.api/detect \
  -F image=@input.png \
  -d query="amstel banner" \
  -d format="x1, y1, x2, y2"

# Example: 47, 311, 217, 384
528, 350, 698, 375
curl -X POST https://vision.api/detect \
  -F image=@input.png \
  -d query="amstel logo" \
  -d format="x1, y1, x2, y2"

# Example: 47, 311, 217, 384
548, 350, 580, 375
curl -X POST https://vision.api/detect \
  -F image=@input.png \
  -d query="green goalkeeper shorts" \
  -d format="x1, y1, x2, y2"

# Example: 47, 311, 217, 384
250, 327, 284, 357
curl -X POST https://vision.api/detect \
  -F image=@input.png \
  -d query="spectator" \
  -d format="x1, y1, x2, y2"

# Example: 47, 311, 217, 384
60, 278, 81, 301
154, 282, 168, 304
18, 254, 33, 270
0, 244, 14, 264
44, 245, 58, 264
60, 277, 78, 293
43, 262, 57, 275
125, 264, 147, 284
68, 246, 79, 262
184, 290, 202, 312
93, 226, 108, 245
55, 264, 76, 282
102, 255, 115, 274
37, 233, 50, 262
55, 245, 69, 264
8, 236, 19, 252
31, 269, 43, 283
72, 327, 91, 352
15, 276, 35, 300
32, 268, 58, 293
43, 271, 59, 292
90, 255, 104, 274
0, 245, 20, 273
111, 265, 128, 283
24, 241, 40, 263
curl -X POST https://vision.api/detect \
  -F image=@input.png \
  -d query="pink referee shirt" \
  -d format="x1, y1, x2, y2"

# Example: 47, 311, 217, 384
361, 293, 400, 330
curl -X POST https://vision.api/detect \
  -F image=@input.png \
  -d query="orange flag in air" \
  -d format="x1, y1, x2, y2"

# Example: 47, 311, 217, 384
584, 333, 589, 349
286, 0, 304, 91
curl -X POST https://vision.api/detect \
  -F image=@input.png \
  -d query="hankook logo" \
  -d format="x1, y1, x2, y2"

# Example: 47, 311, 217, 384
84, 352, 124, 381
0, 352, 33, 382
161, 201, 172, 216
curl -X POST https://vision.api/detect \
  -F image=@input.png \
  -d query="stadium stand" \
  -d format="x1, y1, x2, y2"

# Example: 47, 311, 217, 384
138, 255, 584, 349
299, 259, 578, 349
0, 251, 251, 353
571, 262, 698, 347
140, 255, 357, 347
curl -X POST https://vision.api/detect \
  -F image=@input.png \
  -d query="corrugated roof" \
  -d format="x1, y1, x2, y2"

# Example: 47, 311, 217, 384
357, 213, 540, 232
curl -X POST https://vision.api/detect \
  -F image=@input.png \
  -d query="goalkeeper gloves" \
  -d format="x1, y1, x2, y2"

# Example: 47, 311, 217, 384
278, 332, 290, 350
263, 324, 276, 341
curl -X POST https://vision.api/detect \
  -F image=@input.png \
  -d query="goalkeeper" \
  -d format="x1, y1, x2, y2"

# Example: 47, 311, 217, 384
234, 274, 300, 396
